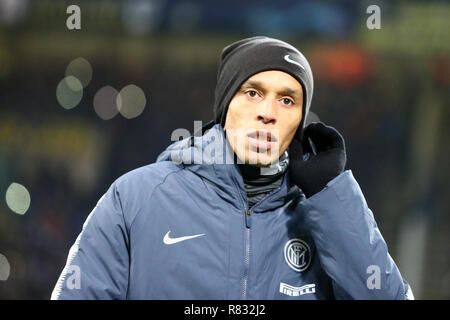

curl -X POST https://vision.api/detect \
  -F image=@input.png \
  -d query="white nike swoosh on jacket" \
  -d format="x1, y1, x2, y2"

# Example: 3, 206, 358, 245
163, 231, 205, 245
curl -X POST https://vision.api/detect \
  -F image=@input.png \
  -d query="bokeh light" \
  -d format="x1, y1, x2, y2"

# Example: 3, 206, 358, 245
65, 57, 93, 88
56, 76, 83, 109
5, 182, 31, 215
0, 0, 27, 27
116, 84, 147, 119
93, 86, 120, 120
0, 253, 10, 281
122, 0, 163, 35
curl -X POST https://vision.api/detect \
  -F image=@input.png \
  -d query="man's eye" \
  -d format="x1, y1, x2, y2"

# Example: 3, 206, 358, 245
246, 90, 258, 98
282, 98, 294, 105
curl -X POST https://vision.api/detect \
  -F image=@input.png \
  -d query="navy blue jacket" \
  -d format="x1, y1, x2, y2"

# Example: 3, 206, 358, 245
51, 124, 413, 299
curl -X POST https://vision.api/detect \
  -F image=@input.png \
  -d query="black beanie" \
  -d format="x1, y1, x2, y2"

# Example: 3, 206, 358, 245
213, 36, 314, 141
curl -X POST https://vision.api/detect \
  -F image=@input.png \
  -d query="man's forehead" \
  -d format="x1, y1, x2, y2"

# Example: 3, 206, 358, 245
241, 71, 303, 96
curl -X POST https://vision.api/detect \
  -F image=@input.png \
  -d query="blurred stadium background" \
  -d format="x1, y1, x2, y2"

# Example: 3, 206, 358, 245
0, 0, 449, 299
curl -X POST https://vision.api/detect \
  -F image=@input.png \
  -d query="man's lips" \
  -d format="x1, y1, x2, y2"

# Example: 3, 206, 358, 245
247, 130, 277, 150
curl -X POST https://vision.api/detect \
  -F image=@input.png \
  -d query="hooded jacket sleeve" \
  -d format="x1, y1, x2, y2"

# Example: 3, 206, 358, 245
51, 182, 129, 300
299, 170, 414, 300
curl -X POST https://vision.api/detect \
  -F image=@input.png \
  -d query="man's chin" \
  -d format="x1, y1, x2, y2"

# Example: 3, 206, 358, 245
244, 151, 277, 167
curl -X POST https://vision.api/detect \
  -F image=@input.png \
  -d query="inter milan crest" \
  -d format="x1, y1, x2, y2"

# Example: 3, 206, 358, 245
284, 239, 311, 272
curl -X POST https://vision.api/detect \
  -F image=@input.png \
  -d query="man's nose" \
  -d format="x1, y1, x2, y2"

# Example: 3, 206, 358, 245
257, 98, 277, 125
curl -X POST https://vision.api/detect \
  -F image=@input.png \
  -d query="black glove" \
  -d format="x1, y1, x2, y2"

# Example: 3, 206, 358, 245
289, 122, 347, 198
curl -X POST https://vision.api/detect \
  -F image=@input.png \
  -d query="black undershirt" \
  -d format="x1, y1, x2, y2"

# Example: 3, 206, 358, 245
238, 164, 285, 209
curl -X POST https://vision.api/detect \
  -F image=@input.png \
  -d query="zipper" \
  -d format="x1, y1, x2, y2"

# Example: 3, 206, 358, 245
245, 209, 251, 228
239, 202, 251, 300
240, 184, 286, 299
229, 171, 251, 300
242, 219, 251, 299
232, 168, 284, 299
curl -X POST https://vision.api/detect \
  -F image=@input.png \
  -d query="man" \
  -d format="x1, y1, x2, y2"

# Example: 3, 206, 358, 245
52, 36, 413, 299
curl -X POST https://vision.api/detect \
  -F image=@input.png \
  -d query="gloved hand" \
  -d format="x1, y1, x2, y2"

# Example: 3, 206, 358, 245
289, 122, 347, 198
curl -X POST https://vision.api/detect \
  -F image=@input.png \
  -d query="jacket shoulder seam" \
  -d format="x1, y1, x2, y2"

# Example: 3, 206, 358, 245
128, 166, 184, 230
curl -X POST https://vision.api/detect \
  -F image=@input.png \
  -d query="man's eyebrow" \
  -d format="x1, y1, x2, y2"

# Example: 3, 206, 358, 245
279, 87, 302, 99
241, 80, 263, 90
241, 81, 302, 99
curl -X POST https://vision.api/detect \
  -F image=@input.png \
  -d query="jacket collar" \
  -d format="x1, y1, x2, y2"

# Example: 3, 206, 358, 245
156, 124, 302, 213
